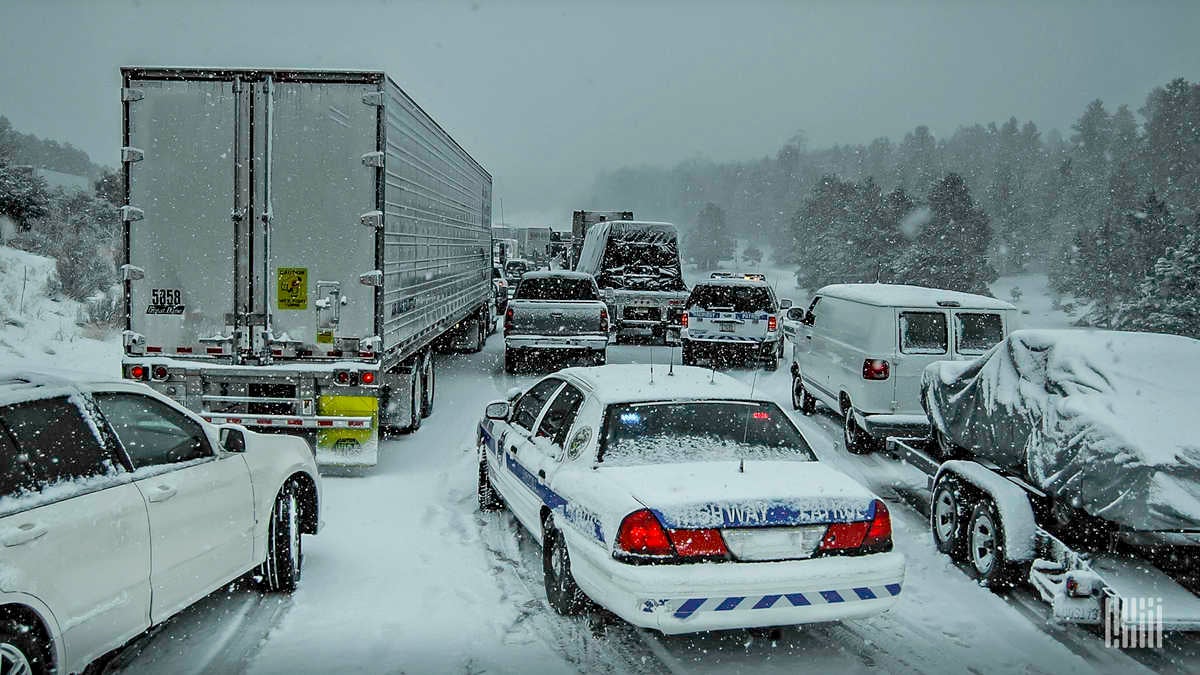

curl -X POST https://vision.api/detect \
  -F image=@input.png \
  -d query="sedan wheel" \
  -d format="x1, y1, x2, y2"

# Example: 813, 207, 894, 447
477, 453, 504, 512
543, 526, 587, 615
0, 629, 41, 675
263, 486, 302, 593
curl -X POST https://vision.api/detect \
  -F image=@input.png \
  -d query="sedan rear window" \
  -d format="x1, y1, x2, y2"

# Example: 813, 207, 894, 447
955, 312, 1004, 353
515, 277, 599, 301
600, 401, 814, 466
899, 311, 948, 354
687, 285, 773, 313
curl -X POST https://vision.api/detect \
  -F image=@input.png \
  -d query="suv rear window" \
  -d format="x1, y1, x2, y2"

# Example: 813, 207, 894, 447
687, 284, 773, 313
899, 312, 948, 354
955, 312, 1004, 353
515, 277, 599, 301
0, 396, 118, 489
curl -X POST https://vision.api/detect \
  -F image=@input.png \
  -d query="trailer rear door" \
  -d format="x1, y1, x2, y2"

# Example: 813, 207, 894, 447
125, 77, 243, 356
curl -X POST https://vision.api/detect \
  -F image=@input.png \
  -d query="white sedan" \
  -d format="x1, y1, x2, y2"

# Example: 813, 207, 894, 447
476, 365, 905, 634
0, 370, 320, 674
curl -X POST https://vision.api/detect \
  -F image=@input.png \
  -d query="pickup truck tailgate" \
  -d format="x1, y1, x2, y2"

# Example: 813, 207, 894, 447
508, 300, 607, 335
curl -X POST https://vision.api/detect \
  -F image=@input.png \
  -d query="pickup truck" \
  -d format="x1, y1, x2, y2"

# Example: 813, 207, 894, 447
504, 271, 609, 373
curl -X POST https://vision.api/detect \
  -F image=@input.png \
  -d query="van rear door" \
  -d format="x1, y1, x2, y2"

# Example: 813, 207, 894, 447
951, 310, 1007, 358
893, 309, 950, 414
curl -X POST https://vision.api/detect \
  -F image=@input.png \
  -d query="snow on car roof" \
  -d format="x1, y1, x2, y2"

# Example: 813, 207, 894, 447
558, 364, 765, 405
817, 283, 1015, 310
0, 367, 123, 407
693, 278, 769, 288
519, 270, 593, 281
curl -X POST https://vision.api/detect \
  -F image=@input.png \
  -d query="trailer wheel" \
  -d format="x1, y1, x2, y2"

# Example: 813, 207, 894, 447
407, 366, 423, 432
967, 498, 1017, 591
421, 353, 435, 418
931, 475, 971, 561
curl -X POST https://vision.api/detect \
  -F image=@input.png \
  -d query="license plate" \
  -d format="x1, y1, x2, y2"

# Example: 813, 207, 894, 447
720, 323, 736, 332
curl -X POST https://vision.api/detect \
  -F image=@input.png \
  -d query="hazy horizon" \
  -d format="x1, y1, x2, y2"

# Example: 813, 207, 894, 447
1, 0, 1196, 226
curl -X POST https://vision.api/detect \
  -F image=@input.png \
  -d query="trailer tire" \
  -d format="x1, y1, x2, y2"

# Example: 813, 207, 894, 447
967, 498, 1018, 591
421, 354, 435, 418
407, 366, 423, 432
931, 475, 971, 562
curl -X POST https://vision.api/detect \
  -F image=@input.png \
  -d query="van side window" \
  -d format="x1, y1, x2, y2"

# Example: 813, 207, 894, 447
899, 312, 948, 354
955, 313, 1004, 353
804, 297, 821, 326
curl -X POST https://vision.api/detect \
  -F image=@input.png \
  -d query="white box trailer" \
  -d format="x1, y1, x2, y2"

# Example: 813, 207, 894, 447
119, 67, 493, 467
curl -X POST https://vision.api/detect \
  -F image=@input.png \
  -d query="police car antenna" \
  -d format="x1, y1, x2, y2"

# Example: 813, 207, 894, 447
750, 368, 760, 398
668, 346, 675, 376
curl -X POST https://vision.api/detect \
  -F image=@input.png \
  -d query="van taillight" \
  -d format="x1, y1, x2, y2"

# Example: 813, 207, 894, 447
862, 358, 890, 380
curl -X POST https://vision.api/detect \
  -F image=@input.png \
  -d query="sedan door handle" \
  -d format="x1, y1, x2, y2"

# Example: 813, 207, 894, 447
507, 445, 519, 455
537, 469, 546, 479
2, 523, 48, 547
147, 484, 178, 503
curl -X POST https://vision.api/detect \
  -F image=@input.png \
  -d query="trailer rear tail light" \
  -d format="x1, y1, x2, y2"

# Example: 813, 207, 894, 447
176, 346, 193, 354
615, 509, 674, 559
768, 316, 778, 332
125, 364, 149, 381
819, 500, 893, 555
360, 371, 376, 385
504, 306, 514, 333
600, 308, 609, 333
151, 365, 169, 381
146, 346, 163, 354
334, 370, 352, 386
206, 347, 224, 355
862, 358, 890, 380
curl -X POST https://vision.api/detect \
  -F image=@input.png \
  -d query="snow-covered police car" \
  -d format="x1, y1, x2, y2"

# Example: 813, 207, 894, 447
680, 279, 789, 371
476, 365, 905, 634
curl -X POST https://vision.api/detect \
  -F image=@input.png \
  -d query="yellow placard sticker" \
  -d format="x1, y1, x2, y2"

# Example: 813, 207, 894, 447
277, 267, 308, 310
316, 330, 334, 344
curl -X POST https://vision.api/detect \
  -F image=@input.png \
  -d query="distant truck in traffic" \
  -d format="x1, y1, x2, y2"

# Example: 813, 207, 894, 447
574, 220, 689, 345
517, 226, 552, 266
570, 210, 633, 269
118, 67, 494, 468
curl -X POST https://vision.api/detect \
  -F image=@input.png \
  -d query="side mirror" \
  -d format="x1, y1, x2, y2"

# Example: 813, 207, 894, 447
506, 386, 523, 402
219, 427, 247, 453
485, 401, 510, 420
803, 311, 815, 326
780, 298, 793, 309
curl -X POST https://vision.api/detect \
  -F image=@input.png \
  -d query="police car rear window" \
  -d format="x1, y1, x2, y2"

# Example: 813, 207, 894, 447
599, 401, 814, 466
688, 285, 772, 313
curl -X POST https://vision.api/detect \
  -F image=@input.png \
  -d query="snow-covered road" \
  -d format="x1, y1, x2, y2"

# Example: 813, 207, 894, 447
106, 333, 1200, 674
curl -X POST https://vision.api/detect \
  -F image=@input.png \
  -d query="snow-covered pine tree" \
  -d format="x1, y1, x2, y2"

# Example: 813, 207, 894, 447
886, 173, 996, 295
1116, 230, 1200, 339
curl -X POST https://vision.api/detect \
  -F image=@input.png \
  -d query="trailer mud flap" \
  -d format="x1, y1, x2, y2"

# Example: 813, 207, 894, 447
315, 394, 379, 466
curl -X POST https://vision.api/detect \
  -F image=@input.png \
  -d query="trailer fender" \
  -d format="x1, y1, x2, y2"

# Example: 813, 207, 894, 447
935, 460, 1037, 561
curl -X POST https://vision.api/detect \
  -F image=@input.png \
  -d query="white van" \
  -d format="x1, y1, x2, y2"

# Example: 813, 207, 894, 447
789, 284, 1018, 453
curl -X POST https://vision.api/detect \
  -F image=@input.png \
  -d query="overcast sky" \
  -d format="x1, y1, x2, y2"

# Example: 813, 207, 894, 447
0, 0, 1196, 224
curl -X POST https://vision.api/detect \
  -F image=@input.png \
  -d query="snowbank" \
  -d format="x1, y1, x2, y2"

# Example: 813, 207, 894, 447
924, 329, 1200, 533
0, 246, 121, 376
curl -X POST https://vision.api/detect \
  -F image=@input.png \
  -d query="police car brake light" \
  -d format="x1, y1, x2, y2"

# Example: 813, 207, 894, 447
615, 509, 674, 558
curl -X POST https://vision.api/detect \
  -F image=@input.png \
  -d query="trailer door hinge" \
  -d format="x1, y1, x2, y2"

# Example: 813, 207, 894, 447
362, 91, 384, 107
121, 147, 144, 163
121, 87, 144, 102
359, 270, 384, 287
121, 264, 145, 281
361, 151, 385, 168
120, 206, 144, 222
360, 210, 383, 229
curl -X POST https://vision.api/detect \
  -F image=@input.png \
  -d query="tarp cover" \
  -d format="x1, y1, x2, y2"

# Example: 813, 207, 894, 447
923, 329, 1200, 533
576, 222, 686, 291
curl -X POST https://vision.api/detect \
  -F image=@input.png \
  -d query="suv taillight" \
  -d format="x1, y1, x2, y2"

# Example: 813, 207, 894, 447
862, 358, 890, 380
504, 306, 514, 333
615, 509, 730, 562
768, 316, 778, 332
818, 500, 893, 555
